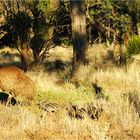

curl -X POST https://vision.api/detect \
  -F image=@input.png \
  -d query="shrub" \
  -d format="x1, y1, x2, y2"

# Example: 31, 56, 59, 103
127, 35, 140, 56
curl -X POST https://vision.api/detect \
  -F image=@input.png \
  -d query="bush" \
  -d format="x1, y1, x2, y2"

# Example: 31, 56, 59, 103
127, 35, 140, 56
61, 38, 72, 46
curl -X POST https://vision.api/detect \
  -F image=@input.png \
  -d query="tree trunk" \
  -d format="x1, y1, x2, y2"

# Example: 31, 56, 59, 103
71, 0, 87, 75
33, 50, 40, 62
20, 43, 30, 72
137, 23, 140, 37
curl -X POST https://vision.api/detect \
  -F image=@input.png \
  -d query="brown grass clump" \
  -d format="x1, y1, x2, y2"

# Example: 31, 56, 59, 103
0, 66, 37, 100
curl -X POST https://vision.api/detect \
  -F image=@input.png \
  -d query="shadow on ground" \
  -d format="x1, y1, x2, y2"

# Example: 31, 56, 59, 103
0, 50, 21, 68
0, 92, 17, 105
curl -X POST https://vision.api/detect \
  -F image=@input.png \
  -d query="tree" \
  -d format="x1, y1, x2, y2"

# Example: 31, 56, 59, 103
70, 0, 87, 75
87, 1, 132, 46
1, 0, 33, 71
0, 0, 56, 71
30, 0, 49, 62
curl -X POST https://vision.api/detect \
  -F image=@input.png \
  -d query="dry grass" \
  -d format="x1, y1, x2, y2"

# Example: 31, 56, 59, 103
0, 46, 140, 139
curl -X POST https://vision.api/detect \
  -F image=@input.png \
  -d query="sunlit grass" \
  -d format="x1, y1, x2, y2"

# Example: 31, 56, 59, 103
37, 87, 94, 106
0, 46, 140, 139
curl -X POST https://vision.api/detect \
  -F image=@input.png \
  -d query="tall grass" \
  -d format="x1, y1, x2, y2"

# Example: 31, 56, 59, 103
0, 46, 140, 139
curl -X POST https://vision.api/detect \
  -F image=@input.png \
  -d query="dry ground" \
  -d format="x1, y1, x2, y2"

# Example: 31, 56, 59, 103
0, 45, 140, 140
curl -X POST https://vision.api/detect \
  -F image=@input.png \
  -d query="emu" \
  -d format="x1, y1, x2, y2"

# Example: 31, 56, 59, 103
0, 66, 37, 105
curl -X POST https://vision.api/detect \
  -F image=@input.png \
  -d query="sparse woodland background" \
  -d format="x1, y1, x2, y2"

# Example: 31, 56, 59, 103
0, 0, 140, 140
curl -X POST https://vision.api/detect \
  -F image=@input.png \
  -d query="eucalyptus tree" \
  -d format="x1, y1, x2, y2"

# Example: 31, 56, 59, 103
70, 0, 87, 75
0, 0, 57, 71
1, 0, 34, 71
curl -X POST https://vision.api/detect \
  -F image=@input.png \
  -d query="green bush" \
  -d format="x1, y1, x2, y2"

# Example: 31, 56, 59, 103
61, 38, 72, 46
127, 35, 140, 56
